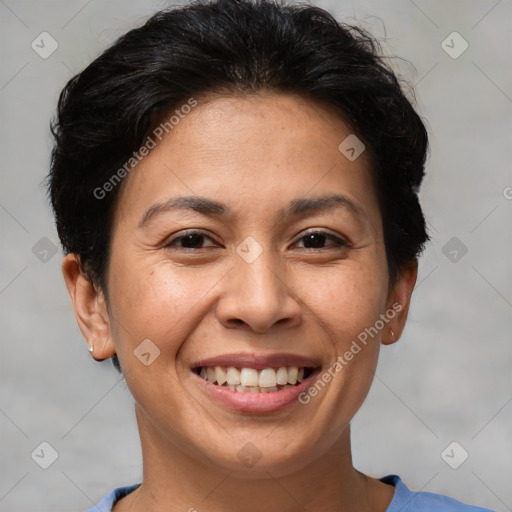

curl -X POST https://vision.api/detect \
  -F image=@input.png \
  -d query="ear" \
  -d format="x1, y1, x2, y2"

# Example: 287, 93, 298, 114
61, 254, 116, 360
381, 261, 418, 345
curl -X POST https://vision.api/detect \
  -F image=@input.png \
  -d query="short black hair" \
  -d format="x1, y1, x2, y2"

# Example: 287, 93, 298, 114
47, 0, 429, 372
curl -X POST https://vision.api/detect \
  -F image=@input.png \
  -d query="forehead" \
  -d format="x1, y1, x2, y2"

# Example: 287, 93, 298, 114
113, 92, 380, 228
159, 92, 362, 167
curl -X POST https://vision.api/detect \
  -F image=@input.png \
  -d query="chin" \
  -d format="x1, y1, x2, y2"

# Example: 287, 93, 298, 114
193, 428, 328, 479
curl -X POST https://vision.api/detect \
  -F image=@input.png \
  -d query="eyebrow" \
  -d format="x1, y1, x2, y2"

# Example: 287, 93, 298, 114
138, 193, 366, 228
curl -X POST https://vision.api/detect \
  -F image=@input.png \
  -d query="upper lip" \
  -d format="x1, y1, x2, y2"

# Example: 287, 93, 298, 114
191, 352, 321, 371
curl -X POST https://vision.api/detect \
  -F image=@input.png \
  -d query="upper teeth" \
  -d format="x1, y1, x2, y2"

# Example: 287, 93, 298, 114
199, 366, 305, 387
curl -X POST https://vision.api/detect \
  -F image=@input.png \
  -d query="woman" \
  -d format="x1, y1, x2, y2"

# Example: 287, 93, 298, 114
46, 0, 496, 510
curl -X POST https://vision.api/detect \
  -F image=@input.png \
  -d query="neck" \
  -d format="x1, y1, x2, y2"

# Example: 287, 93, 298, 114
114, 405, 394, 512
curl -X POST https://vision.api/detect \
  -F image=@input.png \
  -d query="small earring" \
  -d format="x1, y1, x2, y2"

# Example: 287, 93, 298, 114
390, 329, 396, 342
88, 343, 94, 354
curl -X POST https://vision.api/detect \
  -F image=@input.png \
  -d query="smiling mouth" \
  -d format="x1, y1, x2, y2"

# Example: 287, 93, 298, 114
194, 366, 316, 393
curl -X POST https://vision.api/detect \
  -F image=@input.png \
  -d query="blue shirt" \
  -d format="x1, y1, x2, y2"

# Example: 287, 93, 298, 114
86, 475, 496, 511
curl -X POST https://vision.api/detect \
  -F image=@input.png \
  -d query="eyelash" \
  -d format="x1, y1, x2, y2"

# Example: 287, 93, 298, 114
163, 229, 350, 251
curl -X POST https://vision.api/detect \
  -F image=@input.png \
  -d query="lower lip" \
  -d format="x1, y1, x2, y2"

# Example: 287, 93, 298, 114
192, 370, 320, 413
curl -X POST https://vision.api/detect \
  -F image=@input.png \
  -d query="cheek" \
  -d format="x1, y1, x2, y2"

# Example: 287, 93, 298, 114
305, 267, 387, 423
292, 264, 387, 447
107, 256, 222, 360
105, 258, 217, 421
299, 260, 389, 347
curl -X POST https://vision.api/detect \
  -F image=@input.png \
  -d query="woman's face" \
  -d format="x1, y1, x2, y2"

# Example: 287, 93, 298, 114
75, 92, 415, 477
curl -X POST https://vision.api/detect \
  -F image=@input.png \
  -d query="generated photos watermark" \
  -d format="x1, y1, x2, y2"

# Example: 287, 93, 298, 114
298, 302, 403, 404
93, 98, 198, 200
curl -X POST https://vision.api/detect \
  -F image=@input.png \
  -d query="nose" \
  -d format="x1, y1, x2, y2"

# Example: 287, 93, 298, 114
216, 253, 302, 334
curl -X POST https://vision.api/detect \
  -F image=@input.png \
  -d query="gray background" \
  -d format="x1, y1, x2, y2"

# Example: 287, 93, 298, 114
1, 0, 511, 510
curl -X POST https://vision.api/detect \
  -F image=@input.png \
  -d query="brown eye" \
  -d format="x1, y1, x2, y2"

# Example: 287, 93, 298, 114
165, 231, 218, 249
295, 231, 348, 249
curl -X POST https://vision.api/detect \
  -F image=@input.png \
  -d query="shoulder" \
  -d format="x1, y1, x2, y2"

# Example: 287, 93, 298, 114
382, 475, 496, 512
84, 484, 141, 512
